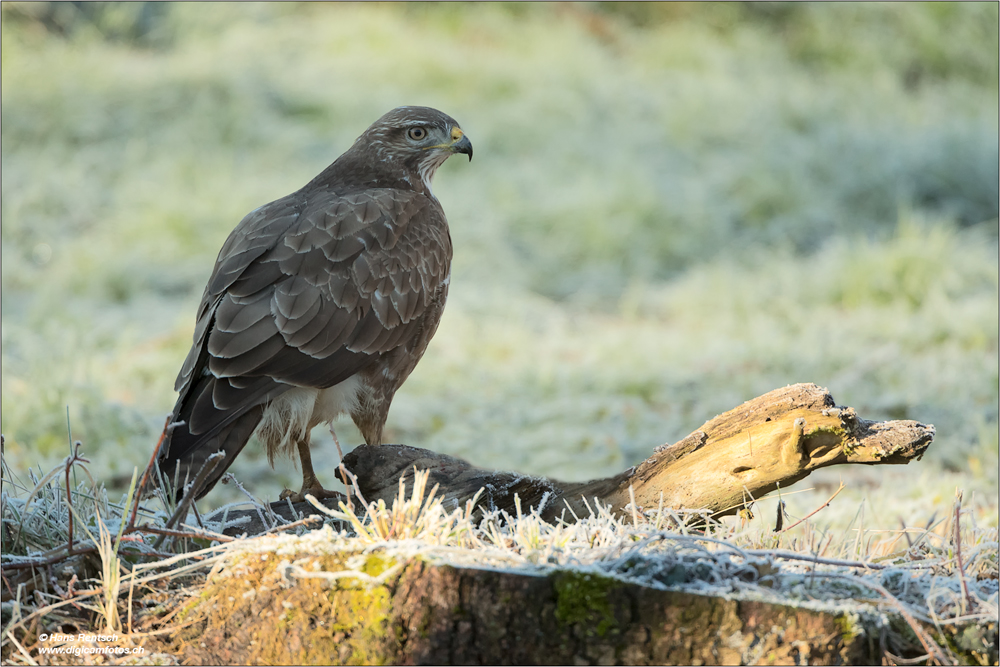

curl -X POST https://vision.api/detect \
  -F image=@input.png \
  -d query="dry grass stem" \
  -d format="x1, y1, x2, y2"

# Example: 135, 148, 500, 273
780, 481, 846, 533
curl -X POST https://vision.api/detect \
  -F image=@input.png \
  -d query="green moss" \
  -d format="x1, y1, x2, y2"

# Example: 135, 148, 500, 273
300, 555, 396, 665
552, 571, 620, 638
169, 551, 400, 665
805, 424, 853, 457
358, 553, 394, 578
834, 612, 862, 643
176, 587, 214, 622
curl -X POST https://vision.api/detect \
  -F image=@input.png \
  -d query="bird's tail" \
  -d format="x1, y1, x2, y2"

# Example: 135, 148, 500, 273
151, 372, 274, 503
154, 406, 265, 502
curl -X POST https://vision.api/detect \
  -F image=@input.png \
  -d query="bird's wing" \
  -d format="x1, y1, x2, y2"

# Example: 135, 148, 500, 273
161, 187, 452, 474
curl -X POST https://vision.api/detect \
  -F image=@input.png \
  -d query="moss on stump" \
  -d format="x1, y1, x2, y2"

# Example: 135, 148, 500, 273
155, 554, 879, 665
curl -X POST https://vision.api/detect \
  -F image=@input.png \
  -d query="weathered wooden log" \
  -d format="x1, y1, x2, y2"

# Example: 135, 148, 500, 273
340, 383, 933, 522
213, 383, 933, 535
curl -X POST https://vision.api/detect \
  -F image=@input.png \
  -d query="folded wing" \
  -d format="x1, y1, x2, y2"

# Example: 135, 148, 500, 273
158, 187, 452, 498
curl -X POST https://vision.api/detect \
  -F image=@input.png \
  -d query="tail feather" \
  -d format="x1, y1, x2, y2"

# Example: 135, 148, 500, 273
157, 404, 266, 501
156, 371, 284, 501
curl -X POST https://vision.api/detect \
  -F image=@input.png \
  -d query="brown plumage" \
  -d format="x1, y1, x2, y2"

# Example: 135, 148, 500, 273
156, 106, 472, 501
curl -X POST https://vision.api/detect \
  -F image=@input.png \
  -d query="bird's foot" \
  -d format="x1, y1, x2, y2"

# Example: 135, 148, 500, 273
279, 485, 344, 504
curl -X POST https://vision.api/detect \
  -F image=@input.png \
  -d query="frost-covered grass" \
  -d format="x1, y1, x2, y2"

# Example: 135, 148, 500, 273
3, 464, 995, 664
1, 3, 997, 535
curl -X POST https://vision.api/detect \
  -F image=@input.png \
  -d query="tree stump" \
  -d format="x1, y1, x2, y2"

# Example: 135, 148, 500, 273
154, 555, 882, 666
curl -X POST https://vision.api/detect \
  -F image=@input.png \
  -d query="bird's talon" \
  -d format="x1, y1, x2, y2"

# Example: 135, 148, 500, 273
278, 487, 342, 504
303, 487, 344, 502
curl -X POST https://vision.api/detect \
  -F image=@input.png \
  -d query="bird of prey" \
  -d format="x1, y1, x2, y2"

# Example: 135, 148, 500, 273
155, 106, 472, 502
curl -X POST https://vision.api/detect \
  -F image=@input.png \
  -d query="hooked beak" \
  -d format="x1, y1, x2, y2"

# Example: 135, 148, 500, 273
449, 127, 473, 161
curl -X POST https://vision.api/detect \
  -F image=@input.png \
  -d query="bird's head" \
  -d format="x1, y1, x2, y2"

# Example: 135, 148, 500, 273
339, 106, 472, 195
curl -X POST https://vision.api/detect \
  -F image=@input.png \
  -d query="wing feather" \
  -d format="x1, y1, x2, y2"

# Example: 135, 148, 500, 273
208, 310, 278, 359
273, 275, 320, 320
228, 259, 284, 297
296, 303, 358, 356
273, 288, 323, 337
214, 290, 271, 333
209, 333, 288, 378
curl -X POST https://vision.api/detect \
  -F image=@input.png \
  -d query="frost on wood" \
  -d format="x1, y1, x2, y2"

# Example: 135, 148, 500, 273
340, 383, 934, 522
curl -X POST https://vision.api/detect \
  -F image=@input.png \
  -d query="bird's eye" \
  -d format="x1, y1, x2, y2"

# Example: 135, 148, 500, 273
407, 127, 427, 141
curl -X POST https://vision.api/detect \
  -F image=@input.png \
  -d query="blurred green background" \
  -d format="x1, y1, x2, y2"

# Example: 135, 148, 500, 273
2, 2, 997, 529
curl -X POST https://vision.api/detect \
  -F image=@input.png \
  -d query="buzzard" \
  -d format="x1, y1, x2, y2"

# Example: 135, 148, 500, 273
156, 106, 472, 502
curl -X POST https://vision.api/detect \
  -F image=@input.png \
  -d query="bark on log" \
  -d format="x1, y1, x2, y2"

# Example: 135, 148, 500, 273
152, 556, 883, 666
341, 383, 933, 522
